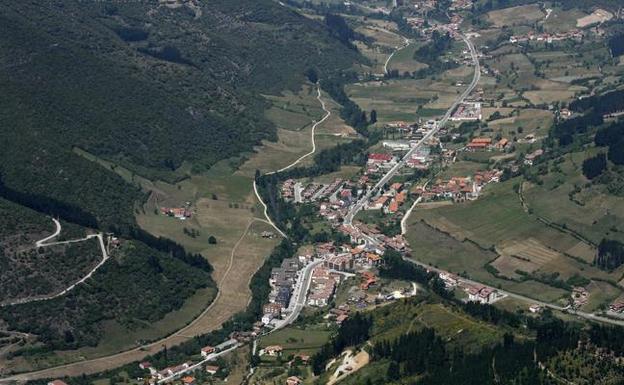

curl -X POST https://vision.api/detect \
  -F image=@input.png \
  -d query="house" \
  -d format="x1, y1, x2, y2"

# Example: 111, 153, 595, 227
205, 365, 219, 375
609, 299, 624, 313
181, 376, 195, 385
466, 137, 492, 151
361, 272, 377, 290
529, 304, 543, 313
366, 253, 383, 266
287, 376, 302, 385
261, 313, 275, 325
467, 285, 499, 304
324, 254, 354, 271
366, 195, 388, 210
336, 313, 349, 324
201, 346, 215, 358
263, 303, 283, 318
367, 153, 393, 165
48, 381, 69, 385
494, 138, 509, 150
295, 354, 310, 364
264, 345, 283, 356
524, 149, 544, 166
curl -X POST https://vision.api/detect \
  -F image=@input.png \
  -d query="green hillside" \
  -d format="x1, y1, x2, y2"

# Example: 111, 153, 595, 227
0, 0, 362, 229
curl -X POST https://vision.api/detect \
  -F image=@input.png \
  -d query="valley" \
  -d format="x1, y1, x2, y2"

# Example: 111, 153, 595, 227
2, 1, 624, 385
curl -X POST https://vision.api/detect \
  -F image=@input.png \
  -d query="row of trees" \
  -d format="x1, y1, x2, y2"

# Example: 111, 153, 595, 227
311, 313, 373, 374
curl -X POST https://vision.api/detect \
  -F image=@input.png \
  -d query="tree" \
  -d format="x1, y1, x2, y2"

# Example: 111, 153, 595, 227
582, 153, 607, 179
370, 109, 377, 124
305, 68, 318, 84
208, 236, 217, 244
608, 140, 624, 165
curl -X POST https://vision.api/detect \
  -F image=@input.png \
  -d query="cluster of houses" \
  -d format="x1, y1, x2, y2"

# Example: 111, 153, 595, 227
308, 266, 341, 307
415, 169, 502, 203
465, 137, 510, 152
509, 30, 584, 44
439, 272, 504, 304
365, 182, 408, 214
263, 257, 305, 325
281, 178, 344, 204
134, 339, 239, 384
450, 102, 482, 121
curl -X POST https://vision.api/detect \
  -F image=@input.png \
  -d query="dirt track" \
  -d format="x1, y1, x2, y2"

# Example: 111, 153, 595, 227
0, 219, 276, 382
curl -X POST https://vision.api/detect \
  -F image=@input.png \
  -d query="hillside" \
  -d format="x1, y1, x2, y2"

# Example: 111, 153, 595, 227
0, 0, 362, 229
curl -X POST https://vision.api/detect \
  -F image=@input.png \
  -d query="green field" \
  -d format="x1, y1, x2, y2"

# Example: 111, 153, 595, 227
259, 327, 331, 356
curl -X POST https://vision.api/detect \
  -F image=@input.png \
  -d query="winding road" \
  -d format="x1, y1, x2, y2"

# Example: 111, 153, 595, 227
253, 83, 331, 239
383, 36, 411, 75
1, 218, 109, 308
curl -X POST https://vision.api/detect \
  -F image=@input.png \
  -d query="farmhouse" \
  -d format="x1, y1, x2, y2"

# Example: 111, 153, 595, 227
467, 285, 500, 304
466, 137, 492, 151
205, 365, 219, 375
200, 346, 215, 357
264, 345, 283, 356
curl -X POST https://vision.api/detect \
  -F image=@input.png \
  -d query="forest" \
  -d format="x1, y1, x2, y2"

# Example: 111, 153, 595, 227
0, 240, 213, 350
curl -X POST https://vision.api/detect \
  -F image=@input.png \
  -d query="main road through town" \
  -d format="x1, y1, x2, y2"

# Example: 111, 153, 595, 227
344, 30, 481, 227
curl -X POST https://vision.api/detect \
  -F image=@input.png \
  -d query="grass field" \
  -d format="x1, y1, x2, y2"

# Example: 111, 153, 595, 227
259, 327, 331, 356
387, 42, 428, 74
486, 4, 545, 27
523, 150, 624, 246
405, 177, 624, 303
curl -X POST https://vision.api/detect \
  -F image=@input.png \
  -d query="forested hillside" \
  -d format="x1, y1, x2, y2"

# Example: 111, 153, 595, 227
0, 240, 213, 350
0, 0, 362, 229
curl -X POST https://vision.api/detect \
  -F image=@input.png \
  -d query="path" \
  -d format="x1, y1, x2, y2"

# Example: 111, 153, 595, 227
35, 217, 61, 247
253, 82, 331, 239
1, 219, 109, 308
0, 218, 267, 381
383, 37, 411, 75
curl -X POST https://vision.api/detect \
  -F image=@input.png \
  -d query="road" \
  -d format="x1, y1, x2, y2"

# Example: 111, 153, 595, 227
383, 37, 411, 75
276, 259, 324, 329
1, 219, 109, 308
268, 84, 331, 175
402, 256, 624, 327
0, 219, 267, 382
252, 83, 331, 239
35, 217, 62, 247
344, 31, 480, 227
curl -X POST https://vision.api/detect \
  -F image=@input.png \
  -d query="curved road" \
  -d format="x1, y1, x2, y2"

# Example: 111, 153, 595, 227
1, 219, 109, 308
0, 84, 332, 382
383, 36, 411, 75
253, 83, 331, 239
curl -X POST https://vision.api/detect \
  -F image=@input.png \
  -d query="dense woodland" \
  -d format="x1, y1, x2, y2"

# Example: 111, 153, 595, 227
0, 0, 362, 232
0, 240, 212, 350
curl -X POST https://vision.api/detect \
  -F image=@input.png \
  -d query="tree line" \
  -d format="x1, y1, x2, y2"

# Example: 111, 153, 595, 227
311, 312, 373, 374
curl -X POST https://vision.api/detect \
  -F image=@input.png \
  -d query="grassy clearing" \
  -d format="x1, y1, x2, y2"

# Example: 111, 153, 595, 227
387, 42, 428, 74
372, 301, 506, 353
486, 4, 545, 27
259, 327, 331, 355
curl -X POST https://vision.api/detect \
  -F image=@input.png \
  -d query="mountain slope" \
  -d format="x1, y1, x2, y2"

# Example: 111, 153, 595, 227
0, 0, 362, 229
